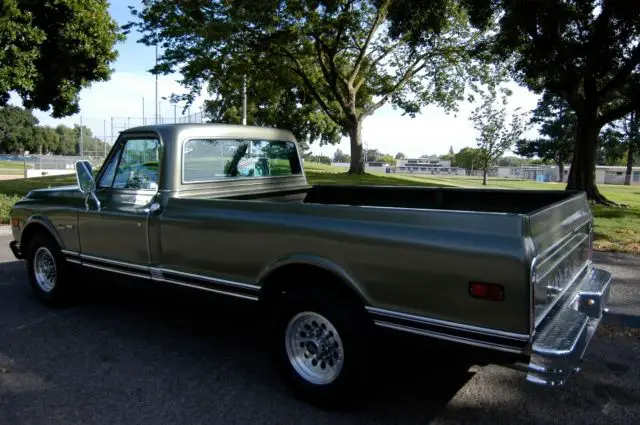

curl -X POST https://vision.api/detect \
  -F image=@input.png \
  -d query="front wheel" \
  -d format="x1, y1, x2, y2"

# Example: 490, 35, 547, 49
25, 233, 75, 307
269, 289, 371, 409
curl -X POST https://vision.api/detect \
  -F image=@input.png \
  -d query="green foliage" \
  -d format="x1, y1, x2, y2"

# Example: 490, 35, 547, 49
515, 93, 575, 175
0, 0, 124, 117
306, 155, 332, 165
124, 0, 500, 174
597, 125, 625, 166
496, 156, 526, 167
395, 152, 406, 160
387, 0, 640, 201
0, 105, 109, 154
452, 146, 480, 169
378, 154, 396, 165
470, 89, 528, 184
0, 105, 38, 152
333, 149, 351, 163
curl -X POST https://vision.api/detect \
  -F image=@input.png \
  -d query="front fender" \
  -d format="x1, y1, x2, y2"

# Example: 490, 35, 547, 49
20, 215, 66, 250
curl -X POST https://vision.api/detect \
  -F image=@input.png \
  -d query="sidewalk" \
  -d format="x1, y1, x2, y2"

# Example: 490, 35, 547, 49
0, 225, 11, 237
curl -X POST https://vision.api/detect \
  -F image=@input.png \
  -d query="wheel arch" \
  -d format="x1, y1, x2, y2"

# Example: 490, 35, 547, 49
257, 254, 370, 310
20, 217, 63, 253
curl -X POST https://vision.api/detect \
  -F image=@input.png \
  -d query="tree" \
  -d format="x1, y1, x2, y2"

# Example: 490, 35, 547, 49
379, 154, 396, 165
0, 105, 38, 153
125, 0, 501, 175
365, 148, 382, 162
621, 111, 640, 185
0, 0, 123, 118
395, 152, 406, 160
297, 137, 312, 159
515, 94, 575, 182
388, 0, 640, 204
333, 148, 351, 163
470, 89, 527, 185
497, 156, 525, 167
597, 124, 625, 166
201, 53, 344, 148
453, 146, 481, 169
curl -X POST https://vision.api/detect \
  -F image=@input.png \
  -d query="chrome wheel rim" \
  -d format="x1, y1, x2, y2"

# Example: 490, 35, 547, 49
34, 247, 57, 292
285, 311, 344, 385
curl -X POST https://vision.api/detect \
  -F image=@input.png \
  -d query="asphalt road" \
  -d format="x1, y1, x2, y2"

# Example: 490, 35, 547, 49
1, 230, 639, 425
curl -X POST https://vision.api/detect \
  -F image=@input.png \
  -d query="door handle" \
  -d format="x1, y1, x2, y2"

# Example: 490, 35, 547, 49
144, 202, 162, 215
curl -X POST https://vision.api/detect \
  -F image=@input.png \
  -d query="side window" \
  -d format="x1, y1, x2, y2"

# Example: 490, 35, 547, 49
111, 138, 161, 190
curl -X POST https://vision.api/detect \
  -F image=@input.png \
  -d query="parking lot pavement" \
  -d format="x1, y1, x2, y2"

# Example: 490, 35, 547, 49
1, 232, 639, 425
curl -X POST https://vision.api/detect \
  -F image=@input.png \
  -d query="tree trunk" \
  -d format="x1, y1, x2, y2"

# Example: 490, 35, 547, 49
557, 161, 564, 182
566, 115, 615, 205
624, 142, 633, 185
347, 120, 364, 174
482, 168, 488, 185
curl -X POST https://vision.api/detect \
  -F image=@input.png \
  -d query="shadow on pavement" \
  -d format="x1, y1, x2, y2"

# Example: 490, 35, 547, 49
0, 267, 475, 424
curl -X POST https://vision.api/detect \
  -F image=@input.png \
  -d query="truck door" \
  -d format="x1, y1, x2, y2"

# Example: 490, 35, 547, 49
77, 134, 161, 278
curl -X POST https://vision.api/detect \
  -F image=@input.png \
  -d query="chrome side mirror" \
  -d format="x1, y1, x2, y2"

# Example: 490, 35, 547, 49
75, 160, 100, 211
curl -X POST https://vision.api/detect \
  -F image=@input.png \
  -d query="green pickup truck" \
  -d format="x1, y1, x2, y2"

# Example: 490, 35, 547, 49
9, 123, 612, 406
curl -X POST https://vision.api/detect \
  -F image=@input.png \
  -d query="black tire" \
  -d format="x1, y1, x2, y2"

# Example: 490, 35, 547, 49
268, 288, 372, 409
25, 232, 75, 307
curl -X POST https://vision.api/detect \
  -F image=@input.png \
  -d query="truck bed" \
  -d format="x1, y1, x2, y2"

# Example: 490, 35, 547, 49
226, 184, 579, 215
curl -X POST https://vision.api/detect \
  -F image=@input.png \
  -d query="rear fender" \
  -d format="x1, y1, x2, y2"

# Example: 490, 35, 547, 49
257, 253, 369, 303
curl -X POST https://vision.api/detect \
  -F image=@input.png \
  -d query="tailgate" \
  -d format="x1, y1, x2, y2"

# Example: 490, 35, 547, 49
526, 192, 593, 329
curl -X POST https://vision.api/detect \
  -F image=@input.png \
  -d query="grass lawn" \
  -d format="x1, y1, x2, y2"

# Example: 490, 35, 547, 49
0, 160, 32, 175
1, 162, 638, 254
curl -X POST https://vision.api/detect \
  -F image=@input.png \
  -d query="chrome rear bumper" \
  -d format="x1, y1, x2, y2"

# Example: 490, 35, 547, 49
525, 265, 612, 386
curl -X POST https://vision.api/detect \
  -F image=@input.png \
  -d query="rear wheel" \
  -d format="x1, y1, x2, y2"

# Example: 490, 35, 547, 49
25, 233, 75, 307
269, 288, 371, 409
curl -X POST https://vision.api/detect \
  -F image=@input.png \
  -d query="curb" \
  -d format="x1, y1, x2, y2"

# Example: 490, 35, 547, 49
602, 310, 640, 329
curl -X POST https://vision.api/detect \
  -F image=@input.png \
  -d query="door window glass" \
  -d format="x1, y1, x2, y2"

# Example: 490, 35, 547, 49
111, 138, 161, 190
97, 142, 124, 188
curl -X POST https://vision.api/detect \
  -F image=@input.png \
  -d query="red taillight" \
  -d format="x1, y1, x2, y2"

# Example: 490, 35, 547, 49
469, 282, 504, 301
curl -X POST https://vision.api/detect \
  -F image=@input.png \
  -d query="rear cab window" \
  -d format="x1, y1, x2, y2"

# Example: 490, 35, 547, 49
182, 138, 302, 183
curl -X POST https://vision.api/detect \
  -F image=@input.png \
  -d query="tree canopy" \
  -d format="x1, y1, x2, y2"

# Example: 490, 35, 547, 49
0, 106, 108, 155
0, 0, 123, 118
516, 94, 575, 181
125, 0, 502, 174
388, 0, 640, 203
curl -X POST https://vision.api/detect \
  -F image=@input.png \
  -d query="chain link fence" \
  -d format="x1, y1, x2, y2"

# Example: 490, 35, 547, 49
0, 110, 207, 178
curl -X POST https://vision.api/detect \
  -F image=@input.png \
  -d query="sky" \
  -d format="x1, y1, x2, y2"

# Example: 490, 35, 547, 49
10, 0, 542, 159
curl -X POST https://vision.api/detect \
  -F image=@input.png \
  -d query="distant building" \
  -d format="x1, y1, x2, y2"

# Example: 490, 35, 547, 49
492, 164, 640, 185
392, 157, 463, 175
396, 157, 452, 169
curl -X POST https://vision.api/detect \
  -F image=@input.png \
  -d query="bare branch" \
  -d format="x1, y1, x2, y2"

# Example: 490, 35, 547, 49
363, 52, 434, 116
278, 48, 345, 126
599, 43, 640, 98
348, 0, 390, 87
313, 38, 348, 110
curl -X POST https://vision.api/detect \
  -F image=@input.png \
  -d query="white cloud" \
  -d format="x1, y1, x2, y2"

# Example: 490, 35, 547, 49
9, 71, 208, 145
311, 82, 541, 158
